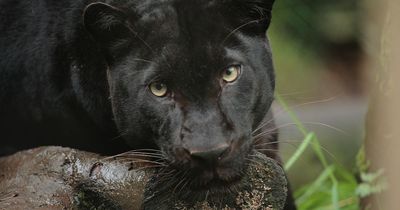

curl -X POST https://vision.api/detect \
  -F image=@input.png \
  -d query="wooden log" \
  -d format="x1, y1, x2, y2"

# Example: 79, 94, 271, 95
0, 147, 287, 210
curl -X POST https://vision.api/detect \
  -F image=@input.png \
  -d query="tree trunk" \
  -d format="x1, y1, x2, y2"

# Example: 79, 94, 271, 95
364, 0, 400, 209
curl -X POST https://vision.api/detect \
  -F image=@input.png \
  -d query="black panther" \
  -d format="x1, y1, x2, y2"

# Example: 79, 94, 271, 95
0, 0, 296, 209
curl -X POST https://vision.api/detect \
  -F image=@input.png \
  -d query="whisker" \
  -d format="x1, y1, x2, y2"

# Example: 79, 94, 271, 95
255, 139, 339, 162
101, 151, 165, 162
173, 170, 189, 194
109, 158, 168, 166
253, 149, 282, 157
131, 58, 157, 64
252, 123, 297, 138
124, 148, 163, 153
204, 190, 210, 202
277, 95, 340, 110
253, 121, 347, 141
156, 169, 177, 181
110, 130, 129, 141
117, 153, 165, 159
254, 140, 294, 146
252, 95, 341, 134
254, 148, 281, 152
252, 132, 280, 145
133, 165, 166, 171
298, 121, 347, 135
111, 152, 165, 158
221, 17, 268, 45
254, 141, 297, 150
126, 24, 174, 71
177, 178, 191, 196
277, 90, 312, 97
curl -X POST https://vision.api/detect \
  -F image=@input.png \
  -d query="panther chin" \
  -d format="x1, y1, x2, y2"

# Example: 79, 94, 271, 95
189, 168, 244, 192
179, 156, 252, 197
166, 164, 249, 206
144, 149, 255, 207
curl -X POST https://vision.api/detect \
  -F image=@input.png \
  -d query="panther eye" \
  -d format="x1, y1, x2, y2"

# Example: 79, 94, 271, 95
222, 65, 240, 83
149, 82, 168, 97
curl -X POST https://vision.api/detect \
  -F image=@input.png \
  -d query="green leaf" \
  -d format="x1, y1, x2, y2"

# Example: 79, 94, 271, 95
356, 145, 370, 173
360, 169, 384, 183
296, 165, 335, 205
356, 170, 387, 198
284, 132, 315, 171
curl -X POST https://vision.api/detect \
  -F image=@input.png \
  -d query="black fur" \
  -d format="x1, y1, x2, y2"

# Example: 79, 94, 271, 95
0, 0, 295, 209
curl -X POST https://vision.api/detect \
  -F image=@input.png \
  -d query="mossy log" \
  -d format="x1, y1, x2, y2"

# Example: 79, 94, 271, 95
0, 147, 287, 209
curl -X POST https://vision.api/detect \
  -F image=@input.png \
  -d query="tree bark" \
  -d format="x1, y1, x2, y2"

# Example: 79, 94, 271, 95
364, 0, 400, 209
0, 147, 288, 210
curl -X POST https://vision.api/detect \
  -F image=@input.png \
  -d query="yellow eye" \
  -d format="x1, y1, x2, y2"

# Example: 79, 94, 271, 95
222, 65, 240, 83
149, 82, 168, 97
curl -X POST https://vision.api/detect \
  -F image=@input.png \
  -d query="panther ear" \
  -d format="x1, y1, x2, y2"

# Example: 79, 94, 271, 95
83, 3, 132, 60
224, 0, 275, 36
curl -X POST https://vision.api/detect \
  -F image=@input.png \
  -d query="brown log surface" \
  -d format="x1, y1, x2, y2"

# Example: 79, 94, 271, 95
0, 147, 287, 210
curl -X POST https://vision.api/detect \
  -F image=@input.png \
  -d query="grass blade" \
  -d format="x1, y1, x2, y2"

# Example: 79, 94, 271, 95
276, 93, 340, 209
296, 165, 335, 205
284, 132, 315, 171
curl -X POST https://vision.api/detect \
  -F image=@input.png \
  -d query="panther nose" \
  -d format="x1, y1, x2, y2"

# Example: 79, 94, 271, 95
188, 143, 230, 164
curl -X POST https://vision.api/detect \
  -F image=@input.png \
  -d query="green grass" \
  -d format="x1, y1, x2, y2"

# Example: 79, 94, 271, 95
277, 94, 367, 210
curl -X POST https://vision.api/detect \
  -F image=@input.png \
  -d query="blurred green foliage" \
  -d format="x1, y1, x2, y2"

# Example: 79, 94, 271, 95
271, 0, 360, 52
266, 2, 380, 209
278, 95, 385, 210
268, 0, 362, 97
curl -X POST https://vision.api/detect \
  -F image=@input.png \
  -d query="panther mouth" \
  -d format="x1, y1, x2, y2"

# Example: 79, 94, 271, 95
146, 151, 253, 205
174, 146, 253, 193
154, 141, 255, 199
